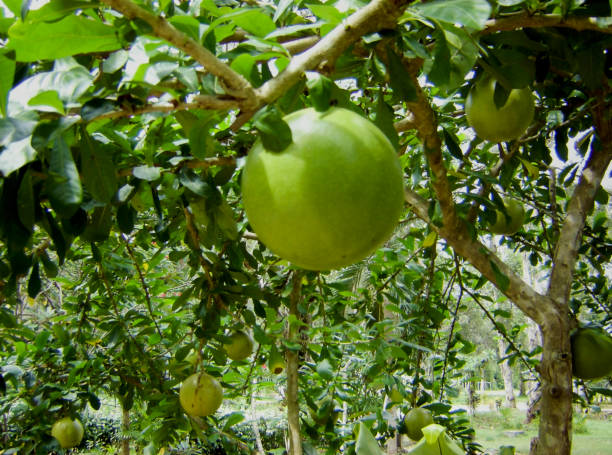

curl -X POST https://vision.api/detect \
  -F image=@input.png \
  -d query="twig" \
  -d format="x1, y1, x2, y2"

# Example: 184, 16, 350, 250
481, 13, 612, 35
286, 269, 304, 455
99, 0, 256, 102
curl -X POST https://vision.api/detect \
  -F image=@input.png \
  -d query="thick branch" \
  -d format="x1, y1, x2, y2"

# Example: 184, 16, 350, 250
255, 0, 410, 105
546, 103, 612, 310
99, 0, 255, 102
482, 13, 612, 35
404, 188, 548, 323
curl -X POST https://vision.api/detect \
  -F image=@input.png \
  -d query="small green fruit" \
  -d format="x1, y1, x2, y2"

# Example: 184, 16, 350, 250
571, 327, 612, 380
51, 417, 84, 449
268, 346, 285, 374
179, 372, 223, 417
489, 199, 525, 235
404, 408, 434, 441
466, 75, 534, 143
223, 330, 254, 361
242, 107, 404, 271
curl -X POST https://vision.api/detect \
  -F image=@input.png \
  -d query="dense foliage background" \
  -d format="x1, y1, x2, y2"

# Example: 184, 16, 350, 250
0, 0, 610, 454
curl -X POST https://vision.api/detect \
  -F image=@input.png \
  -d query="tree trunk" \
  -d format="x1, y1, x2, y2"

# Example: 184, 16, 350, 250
121, 406, 130, 455
530, 316, 573, 455
467, 371, 477, 416
286, 271, 303, 455
498, 337, 516, 408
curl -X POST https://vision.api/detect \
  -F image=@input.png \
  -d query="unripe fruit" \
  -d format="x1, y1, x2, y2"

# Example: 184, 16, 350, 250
489, 199, 525, 235
571, 327, 612, 380
242, 107, 404, 271
51, 417, 84, 449
223, 330, 254, 361
179, 372, 223, 417
404, 407, 434, 441
466, 75, 534, 143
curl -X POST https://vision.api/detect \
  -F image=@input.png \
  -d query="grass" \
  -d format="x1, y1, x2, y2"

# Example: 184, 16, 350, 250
471, 408, 612, 455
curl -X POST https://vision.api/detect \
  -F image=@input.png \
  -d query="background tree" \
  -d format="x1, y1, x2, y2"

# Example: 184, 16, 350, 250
0, 0, 611, 454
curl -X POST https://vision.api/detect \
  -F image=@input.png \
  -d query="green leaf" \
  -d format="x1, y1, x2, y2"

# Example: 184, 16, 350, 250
489, 260, 509, 292
355, 422, 384, 455
8, 14, 121, 61
17, 169, 35, 230
555, 127, 569, 162
427, 30, 451, 87
82, 205, 112, 242
25, 0, 99, 23
27, 261, 41, 298
133, 165, 161, 181
117, 204, 136, 234
374, 94, 399, 149
412, 0, 492, 30
223, 412, 245, 430
230, 9, 276, 37
47, 136, 82, 218
28, 90, 64, 114
307, 73, 333, 112
443, 128, 463, 160
386, 47, 417, 102
0, 52, 15, 117
81, 134, 117, 203
316, 358, 334, 380
3, 0, 21, 16
577, 44, 605, 92
253, 106, 293, 152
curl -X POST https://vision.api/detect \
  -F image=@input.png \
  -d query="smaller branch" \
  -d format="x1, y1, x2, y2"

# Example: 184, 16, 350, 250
122, 235, 163, 340
481, 13, 612, 35
92, 96, 242, 122
394, 113, 416, 133
99, 0, 256, 102
286, 269, 304, 455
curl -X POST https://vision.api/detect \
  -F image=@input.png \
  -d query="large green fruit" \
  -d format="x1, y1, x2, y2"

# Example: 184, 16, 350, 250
571, 327, 612, 380
404, 407, 434, 441
465, 75, 534, 143
223, 330, 254, 361
242, 107, 404, 271
51, 417, 84, 449
489, 199, 525, 235
179, 372, 223, 417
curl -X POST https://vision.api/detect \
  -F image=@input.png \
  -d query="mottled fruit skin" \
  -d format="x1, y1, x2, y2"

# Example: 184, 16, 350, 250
51, 417, 84, 449
179, 373, 223, 417
223, 330, 254, 361
466, 76, 534, 143
489, 199, 525, 235
571, 327, 612, 380
404, 407, 434, 441
242, 107, 404, 271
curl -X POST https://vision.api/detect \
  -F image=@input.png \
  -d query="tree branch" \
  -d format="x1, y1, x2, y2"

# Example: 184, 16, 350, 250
99, 0, 256, 102
286, 269, 304, 455
404, 187, 548, 323
546, 102, 612, 311
482, 13, 612, 35
255, 0, 411, 106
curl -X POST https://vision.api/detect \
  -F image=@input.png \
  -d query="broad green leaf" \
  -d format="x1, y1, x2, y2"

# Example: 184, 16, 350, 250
81, 134, 117, 203
412, 0, 492, 30
214, 199, 238, 241
27, 90, 64, 114
427, 30, 451, 87
0, 52, 15, 117
133, 165, 161, 181
168, 15, 201, 40
422, 231, 437, 248
2, 0, 21, 16
102, 49, 128, 74
47, 136, 82, 218
386, 47, 417, 102
82, 205, 112, 242
0, 137, 36, 177
253, 107, 292, 152
308, 4, 345, 24
229, 9, 276, 37
27, 261, 41, 298
8, 14, 121, 61
25, 0, 99, 23
17, 169, 35, 230
374, 95, 399, 149
306, 73, 333, 112
316, 358, 334, 380
355, 422, 384, 455
273, 0, 293, 23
